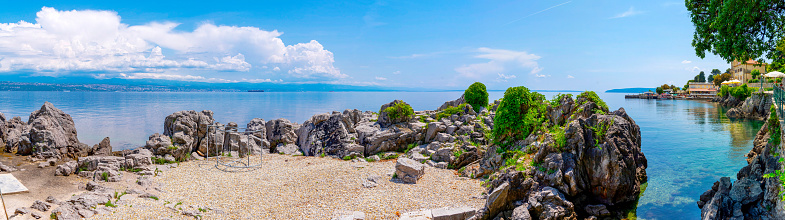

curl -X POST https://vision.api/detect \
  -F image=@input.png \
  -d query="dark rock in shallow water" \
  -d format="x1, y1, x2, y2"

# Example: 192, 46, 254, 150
699, 111, 785, 219
725, 93, 771, 121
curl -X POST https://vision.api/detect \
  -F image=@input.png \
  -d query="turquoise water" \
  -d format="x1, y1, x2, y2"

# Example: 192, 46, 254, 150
0, 91, 763, 219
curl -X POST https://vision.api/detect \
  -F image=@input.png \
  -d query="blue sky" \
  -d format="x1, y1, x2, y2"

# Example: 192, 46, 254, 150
0, 0, 730, 91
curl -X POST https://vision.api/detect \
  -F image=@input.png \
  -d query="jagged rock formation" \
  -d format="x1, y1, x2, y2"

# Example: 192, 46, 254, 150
713, 95, 744, 108
726, 93, 772, 121
1, 102, 111, 160
698, 111, 785, 219
471, 95, 647, 219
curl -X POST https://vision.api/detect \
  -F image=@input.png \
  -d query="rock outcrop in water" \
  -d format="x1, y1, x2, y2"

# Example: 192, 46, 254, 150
698, 111, 785, 219
470, 95, 647, 219
725, 93, 772, 121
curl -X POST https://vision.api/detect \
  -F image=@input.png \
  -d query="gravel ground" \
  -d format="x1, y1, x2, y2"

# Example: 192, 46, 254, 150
92, 154, 486, 219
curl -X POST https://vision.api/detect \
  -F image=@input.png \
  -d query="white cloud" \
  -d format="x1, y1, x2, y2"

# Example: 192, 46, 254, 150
392, 70, 400, 75
610, 7, 643, 19
567, 75, 575, 78
456, 47, 542, 79
375, 76, 387, 81
681, 60, 692, 64
496, 73, 517, 82
0, 7, 341, 80
497, 73, 516, 79
535, 74, 550, 78
687, 66, 702, 72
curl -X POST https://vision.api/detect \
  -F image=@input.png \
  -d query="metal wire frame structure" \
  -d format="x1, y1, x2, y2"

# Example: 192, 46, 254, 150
205, 124, 265, 172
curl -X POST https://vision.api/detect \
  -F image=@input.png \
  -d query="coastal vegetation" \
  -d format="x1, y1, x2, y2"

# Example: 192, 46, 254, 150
576, 91, 608, 111
382, 101, 414, 121
718, 84, 755, 100
464, 82, 489, 112
492, 86, 547, 147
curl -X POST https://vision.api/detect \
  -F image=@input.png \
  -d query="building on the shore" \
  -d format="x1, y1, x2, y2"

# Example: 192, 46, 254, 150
688, 82, 718, 98
731, 59, 767, 82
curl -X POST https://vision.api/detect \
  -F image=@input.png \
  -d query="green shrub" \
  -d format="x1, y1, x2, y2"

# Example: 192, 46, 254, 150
492, 86, 547, 146
464, 82, 489, 112
730, 84, 754, 100
549, 126, 566, 152
436, 103, 467, 120
577, 91, 608, 111
719, 85, 730, 97
549, 94, 573, 107
383, 101, 414, 121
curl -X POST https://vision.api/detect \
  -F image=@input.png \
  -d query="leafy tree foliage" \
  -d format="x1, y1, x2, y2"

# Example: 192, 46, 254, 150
656, 87, 664, 94
694, 71, 706, 82
464, 82, 489, 113
686, 0, 785, 62
752, 69, 762, 79
492, 86, 546, 145
712, 72, 733, 86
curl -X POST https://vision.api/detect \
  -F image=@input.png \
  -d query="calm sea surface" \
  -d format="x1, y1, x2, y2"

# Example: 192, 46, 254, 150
0, 91, 763, 219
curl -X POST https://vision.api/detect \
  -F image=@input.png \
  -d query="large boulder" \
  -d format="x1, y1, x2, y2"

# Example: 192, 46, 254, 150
526, 187, 577, 220
265, 118, 300, 149
395, 158, 425, 184
554, 110, 647, 205
5, 117, 30, 153
90, 137, 112, 156
25, 102, 82, 158
297, 112, 359, 157
161, 110, 214, 161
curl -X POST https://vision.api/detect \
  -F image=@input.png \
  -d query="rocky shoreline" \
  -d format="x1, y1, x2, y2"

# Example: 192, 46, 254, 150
0, 86, 648, 219
699, 94, 785, 219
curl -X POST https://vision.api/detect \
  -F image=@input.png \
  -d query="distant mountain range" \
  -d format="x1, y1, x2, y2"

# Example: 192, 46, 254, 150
605, 87, 656, 93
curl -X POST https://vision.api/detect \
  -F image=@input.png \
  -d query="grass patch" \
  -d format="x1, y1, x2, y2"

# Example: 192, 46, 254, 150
104, 200, 117, 208
101, 172, 109, 181
436, 103, 468, 120
586, 117, 615, 149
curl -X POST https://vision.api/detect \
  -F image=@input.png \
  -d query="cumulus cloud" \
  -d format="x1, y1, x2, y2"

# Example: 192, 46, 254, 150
535, 74, 550, 78
456, 47, 541, 79
681, 60, 692, 64
610, 7, 643, 19
392, 70, 400, 75
375, 76, 387, 80
0, 7, 341, 80
567, 75, 575, 78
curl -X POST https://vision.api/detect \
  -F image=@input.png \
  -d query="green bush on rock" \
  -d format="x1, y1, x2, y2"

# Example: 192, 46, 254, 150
464, 82, 489, 112
492, 86, 547, 146
577, 91, 608, 111
380, 100, 414, 126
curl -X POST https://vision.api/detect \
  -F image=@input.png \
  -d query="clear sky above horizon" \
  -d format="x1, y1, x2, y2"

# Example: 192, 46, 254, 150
0, 0, 732, 91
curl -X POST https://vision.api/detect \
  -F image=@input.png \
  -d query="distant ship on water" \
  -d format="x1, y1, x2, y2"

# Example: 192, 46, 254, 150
247, 90, 265, 92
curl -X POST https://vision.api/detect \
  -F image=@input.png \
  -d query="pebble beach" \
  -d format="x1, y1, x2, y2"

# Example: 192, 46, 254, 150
92, 154, 486, 219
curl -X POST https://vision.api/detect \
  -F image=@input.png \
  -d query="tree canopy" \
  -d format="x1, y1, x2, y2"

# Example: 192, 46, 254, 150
713, 72, 732, 86
686, 0, 785, 62
694, 71, 706, 82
